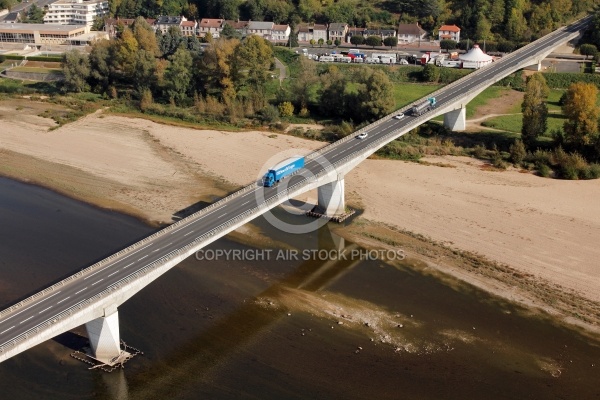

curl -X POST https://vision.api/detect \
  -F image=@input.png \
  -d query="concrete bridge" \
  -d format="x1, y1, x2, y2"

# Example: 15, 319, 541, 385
0, 16, 590, 366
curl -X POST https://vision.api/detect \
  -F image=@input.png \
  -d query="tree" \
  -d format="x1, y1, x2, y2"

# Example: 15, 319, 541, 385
422, 63, 440, 82
309, 39, 316, 47
319, 66, 349, 118
221, 23, 241, 39
164, 47, 193, 104
506, 8, 527, 41
114, 28, 138, 77
61, 50, 90, 93
352, 68, 395, 121
562, 82, 600, 148
21, 4, 44, 23
350, 35, 365, 45
327, 39, 333, 46
580, 44, 598, 59
509, 139, 527, 165
365, 35, 382, 48
334, 39, 341, 46
132, 49, 158, 96
196, 38, 239, 104
383, 36, 398, 48
290, 56, 318, 109
440, 39, 457, 52
318, 38, 324, 47
278, 101, 294, 117
133, 17, 159, 57
89, 39, 114, 93
233, 35, 273, 110
521, 73, 549, 147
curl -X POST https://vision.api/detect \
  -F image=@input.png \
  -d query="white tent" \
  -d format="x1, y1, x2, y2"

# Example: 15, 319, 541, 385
459, 44, 493, 69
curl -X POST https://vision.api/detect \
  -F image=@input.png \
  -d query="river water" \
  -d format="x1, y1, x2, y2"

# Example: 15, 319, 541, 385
0, 177, 598, 399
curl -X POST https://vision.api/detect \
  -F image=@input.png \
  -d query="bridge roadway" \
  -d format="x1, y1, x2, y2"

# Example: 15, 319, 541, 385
0, 15, 591, 360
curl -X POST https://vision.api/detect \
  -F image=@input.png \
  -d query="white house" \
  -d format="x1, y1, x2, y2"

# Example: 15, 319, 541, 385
396, 23, 426, 44
155, 16, 186, 34
247, 21, 274, 38
297, 23, 327, 42
198, 18, 223, 38
438, 24, 461, 42
271, 24, 290, 44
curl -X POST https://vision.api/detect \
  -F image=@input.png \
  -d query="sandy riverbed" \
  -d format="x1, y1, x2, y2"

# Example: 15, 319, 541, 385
0, 99, 599, 314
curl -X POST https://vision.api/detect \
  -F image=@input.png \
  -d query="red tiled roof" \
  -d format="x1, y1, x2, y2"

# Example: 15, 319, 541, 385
439, 24, 460, 32
200, 18, 224, 28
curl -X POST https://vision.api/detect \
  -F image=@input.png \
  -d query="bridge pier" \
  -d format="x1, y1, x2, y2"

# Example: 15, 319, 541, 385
443, 107, 466, 131
85, 307, 121, 365
317, 177, 345, 217
526, 60, 543, 71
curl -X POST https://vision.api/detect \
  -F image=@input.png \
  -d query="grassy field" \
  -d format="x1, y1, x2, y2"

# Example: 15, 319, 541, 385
11, 67, 62, 73
393, 83, 441, 109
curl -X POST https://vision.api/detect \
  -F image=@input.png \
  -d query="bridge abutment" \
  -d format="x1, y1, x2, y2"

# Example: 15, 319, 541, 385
443, 107, 466, 131
317, 177, 345, 216
85, 307, 121, 365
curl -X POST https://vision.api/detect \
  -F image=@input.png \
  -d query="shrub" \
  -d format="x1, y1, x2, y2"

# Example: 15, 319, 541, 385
278, 101, 294, 117
509, 139, 527, 165
537, 163, 552, 177
472, 144, 485, 158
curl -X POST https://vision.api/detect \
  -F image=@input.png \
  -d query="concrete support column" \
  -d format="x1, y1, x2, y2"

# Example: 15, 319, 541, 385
85, 307, 121, 364
443, 107, 467, 131
317, 178, 345, 216
526, 60, 542, 71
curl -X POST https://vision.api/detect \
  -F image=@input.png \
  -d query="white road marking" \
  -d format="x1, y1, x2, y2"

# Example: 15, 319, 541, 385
92, 279, 103, 286
0, 326, 14, 334
219, 213, 227, 218
57, 297, 70, 305
152, 248, 161, 252
118, 244, 152, 261
107, 271, 119, 278
75, 288, 87, 295
124, 262, 134, 268
241, 200, 250, 206
39, 306, 52, 314
183, 231, 194, 236
138, 255, 148, 261
20, 316, 34, 324
1, 291, 62, 322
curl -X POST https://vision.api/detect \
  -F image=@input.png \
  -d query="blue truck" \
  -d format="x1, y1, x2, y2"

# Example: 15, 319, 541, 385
262, 156, 305, 187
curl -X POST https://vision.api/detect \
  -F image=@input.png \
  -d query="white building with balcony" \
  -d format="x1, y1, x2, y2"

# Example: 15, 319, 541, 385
43, 0, 109, 27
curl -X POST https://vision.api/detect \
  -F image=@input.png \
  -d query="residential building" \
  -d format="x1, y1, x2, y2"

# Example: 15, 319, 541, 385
43, 0, 109, 27
1, 12, 20, 24
363, 29, 397, 40
296, 23, 327, 42
438, 24, 460, 42
328, 23, 348, 43
271, 24, 290, 44
396, 23, 426, 44
345, 27, 364, 43
223, 20, 249, 36
180, 19, 196, 37
155, 15, 186, 34
247, 21, 273, 38
198, 18, 223, 38
104, 17, 155, 39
